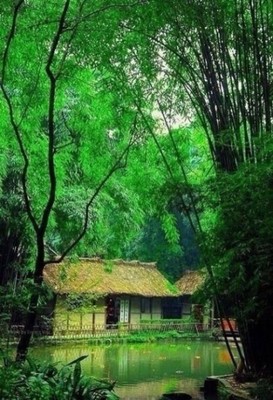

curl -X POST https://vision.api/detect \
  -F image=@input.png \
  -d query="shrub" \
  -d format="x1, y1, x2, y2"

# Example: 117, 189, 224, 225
0, 354, 119, 400
249, 378, 273, 400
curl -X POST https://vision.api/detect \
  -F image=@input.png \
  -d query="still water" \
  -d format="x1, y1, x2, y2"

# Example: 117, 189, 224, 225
30, 340, 236, 400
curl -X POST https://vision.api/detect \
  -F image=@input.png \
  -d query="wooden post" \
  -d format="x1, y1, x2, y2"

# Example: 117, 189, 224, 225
210, 300, 215, 329
92, 312, 95, 335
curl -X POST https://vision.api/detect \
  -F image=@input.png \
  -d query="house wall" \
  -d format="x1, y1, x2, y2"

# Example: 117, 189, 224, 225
203, 302, 213, 327
181, 295, 192, 318
130, 296, 141, 324
52, 295, 166, 335
53, 296, 71, 332
53, 295, 105, 334
181, 295, 213, 329
121, 296, 162, 324
152, 298, 161, 320
139, 297, 162, 321
93, 297, 106, 328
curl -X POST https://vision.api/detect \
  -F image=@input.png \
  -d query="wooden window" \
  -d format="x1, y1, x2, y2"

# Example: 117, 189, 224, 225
141, 298, 151, 314
182, 302, 191, 315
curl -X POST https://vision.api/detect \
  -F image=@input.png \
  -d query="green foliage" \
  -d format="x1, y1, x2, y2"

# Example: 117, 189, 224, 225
122, 127, 206, 280
124, 214, 199, 281
165, 281, 179, 294
201, 163, 273, 319
0, 355, 119, 400
0, 1, 150, 360
2, 0, 272, 377
0, 0, 149, 261
124, 329, 206, 344
250, 379, 273, 400
103, 260, 114, 273
65, 294, 101, 312
139, 318, 194, 325
126, 331, 185, 343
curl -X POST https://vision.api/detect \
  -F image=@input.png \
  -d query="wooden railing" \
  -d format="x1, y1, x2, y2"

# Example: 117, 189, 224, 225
0, 321, 211, 341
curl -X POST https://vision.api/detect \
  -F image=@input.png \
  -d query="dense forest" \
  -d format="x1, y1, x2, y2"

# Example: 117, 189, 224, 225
1, 0, 273, 390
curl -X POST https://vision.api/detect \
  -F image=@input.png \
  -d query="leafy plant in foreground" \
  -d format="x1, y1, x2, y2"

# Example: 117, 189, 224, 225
0, 354, 119, 400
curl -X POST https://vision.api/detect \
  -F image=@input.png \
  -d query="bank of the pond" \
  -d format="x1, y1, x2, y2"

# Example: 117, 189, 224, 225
204, 375, 260, 400
30, 330, 213, 346
218, 376, 256, 400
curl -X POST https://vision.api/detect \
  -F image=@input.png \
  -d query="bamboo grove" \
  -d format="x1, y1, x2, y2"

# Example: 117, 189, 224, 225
1, 0, 273, 377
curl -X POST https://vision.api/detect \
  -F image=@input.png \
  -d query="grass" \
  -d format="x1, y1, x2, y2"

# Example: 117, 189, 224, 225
1, 328, 213, 348
84, 330, 212, 345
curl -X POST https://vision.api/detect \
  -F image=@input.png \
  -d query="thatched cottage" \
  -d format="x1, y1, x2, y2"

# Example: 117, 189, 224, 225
43, 258, 179, 334
175, 270, 205, 317
160, 270, 207, 320
175, 270, 214, 328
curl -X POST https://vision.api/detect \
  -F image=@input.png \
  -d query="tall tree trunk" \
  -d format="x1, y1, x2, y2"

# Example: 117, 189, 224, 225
16, 292, 40, 362
16, 242, 45, 361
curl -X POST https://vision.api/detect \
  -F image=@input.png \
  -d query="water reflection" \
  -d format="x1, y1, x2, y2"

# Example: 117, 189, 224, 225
30, 341, 234, 399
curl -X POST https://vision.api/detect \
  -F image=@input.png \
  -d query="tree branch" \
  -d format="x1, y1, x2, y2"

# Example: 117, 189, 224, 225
1, 0, 24, 83
44, 114, 139, 264
40, 0, 71, 237
72, 0, 146, 26
0, 0, 39, 233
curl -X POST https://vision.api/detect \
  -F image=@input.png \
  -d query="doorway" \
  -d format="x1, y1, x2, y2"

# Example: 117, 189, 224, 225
106, 296, 119, 327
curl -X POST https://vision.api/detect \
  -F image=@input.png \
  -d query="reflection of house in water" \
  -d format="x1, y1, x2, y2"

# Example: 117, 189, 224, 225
31, 341, 233, 398
43, 258, 179, 334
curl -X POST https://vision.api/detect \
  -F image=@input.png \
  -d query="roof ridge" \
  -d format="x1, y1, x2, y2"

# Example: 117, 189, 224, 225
78, 257, 156, 268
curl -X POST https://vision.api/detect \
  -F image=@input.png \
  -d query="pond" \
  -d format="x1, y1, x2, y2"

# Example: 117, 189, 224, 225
30, 340, 237, 399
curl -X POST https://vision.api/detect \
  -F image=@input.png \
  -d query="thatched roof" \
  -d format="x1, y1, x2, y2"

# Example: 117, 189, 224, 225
43, 258, 178, 297
175, 270, 205, 295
